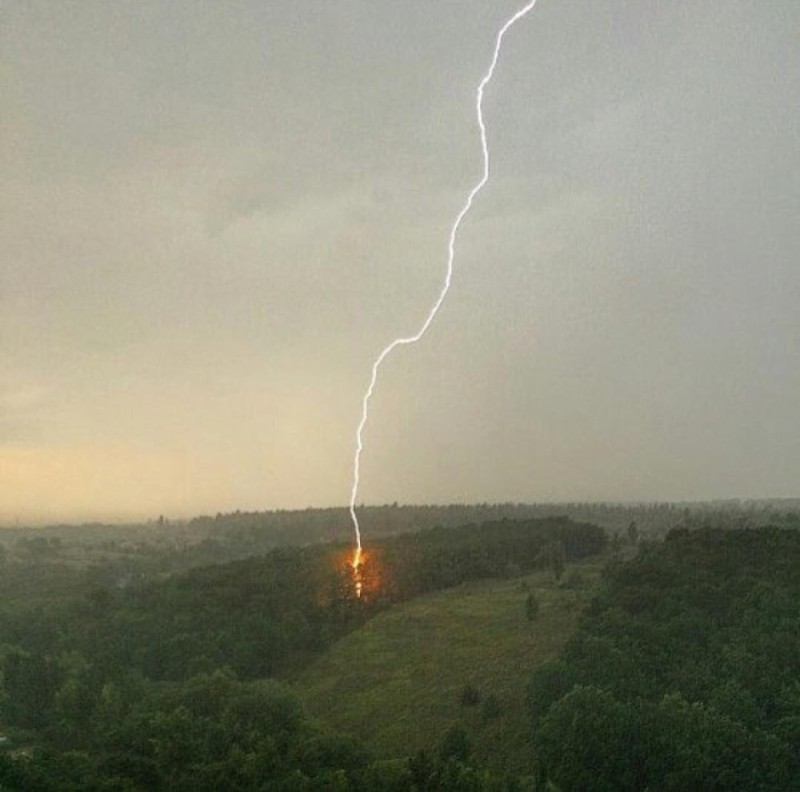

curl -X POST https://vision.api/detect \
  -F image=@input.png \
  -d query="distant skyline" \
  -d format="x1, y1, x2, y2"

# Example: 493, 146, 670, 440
2, 1, 799, 523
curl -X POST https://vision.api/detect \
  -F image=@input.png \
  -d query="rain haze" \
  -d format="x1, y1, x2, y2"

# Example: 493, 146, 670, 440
2, 1, 798, 524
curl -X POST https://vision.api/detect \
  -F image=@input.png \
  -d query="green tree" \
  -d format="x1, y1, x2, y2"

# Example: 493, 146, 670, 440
535, 686, 644, 791
1, 649, 63, 731
525, 592, 539, 621
460, 683, 481, 707
538, 541, 565, 581
439, 725, 472, 763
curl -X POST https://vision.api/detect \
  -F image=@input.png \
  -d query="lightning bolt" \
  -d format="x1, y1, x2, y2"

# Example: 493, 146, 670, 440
349, 1, 538, 569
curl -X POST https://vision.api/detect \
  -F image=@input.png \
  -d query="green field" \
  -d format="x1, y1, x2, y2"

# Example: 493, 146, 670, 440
292, 559, 603, 774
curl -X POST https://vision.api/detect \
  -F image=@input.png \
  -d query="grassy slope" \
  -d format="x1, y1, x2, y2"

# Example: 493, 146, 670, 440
291, 559, 603, 775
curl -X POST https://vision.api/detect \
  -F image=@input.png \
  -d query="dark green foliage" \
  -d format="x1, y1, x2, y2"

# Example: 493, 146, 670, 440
524, 592, 539, 621
439, 726, 472, 763
407, 746, 519, 792
380, 518, 604, 599
530, 527, 800, 790
1, 517, 604, 689
0, 500, 794, 599
460, 683, 481, 707
0, 672, 370, 791
360, 758, 414, 791
8, 507, 800, 789
0, 516, 603, 789
536, 687, 790, 792
1, 649, 63, 731
536, 540, 565, 581
480, 694, 502, 722
559, 568, 585, 590
0, 546, 361, 686
409, 749, 438, 790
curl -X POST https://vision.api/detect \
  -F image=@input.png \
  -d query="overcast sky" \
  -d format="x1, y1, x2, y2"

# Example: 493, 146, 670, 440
2, 1, 798, 523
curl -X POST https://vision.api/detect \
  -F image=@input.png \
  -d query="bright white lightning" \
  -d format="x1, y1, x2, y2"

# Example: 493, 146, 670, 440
349, 1, 538, 566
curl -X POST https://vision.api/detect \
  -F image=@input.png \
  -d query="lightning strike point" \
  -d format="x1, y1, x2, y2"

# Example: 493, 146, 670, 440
348, 1, 538, 559
351, 546, 364, 598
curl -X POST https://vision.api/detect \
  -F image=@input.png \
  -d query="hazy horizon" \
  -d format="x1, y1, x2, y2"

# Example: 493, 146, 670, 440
3, 1, 799, 523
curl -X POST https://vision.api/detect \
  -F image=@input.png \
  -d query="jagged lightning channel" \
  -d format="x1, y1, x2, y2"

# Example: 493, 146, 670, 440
349, 1, 538, 568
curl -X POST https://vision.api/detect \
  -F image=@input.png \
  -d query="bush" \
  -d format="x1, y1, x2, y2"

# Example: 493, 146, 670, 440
525, 593, 540, 621
560, 570, 585, 590
439, 726, 471, 762
481, 694, 502, 722
460, 683, 481, 707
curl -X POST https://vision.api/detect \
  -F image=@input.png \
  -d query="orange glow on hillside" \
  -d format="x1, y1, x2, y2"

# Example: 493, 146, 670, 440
329, 545, 384, 603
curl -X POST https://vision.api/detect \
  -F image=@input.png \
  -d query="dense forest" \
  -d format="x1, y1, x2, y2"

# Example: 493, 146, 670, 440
1, 510, 798, 789
529, 527, 800, 790
0, 517, 602, 789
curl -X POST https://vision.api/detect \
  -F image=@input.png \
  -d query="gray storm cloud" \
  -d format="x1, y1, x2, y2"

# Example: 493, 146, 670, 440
1, 1, 798, 522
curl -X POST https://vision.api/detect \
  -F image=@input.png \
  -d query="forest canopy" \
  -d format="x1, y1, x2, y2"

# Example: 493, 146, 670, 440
529, 527, 800, 791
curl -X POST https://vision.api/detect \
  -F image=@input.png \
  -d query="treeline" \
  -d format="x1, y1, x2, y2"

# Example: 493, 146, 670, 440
528, 527, 800, 790
372, 517, 604, 600
159, 498, 800, 549
6, 500, 796, 581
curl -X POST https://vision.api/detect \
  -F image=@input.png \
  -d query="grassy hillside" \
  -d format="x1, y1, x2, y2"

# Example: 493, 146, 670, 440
292, 558, 604, 775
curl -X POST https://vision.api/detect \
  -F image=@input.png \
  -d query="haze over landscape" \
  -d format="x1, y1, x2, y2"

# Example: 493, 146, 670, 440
2, 1, 798, 523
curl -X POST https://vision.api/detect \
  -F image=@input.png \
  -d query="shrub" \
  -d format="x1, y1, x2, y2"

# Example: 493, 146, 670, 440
460, 683, 481, 707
